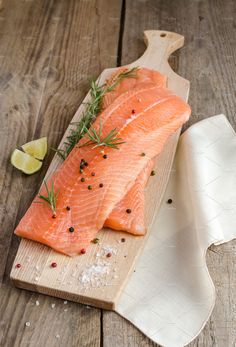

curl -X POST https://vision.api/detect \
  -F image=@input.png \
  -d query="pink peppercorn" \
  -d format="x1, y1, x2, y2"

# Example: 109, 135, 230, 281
80, 248, 86, 254
16, 263, 21, 268
51, 262, 57, 268
106, 252, 112, 258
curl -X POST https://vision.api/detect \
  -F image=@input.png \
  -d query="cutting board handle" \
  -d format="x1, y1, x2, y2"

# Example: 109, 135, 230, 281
11, 29, 190, 309
130, 30, 184, 69
145, 30, 184, 60
129, 30, 190, 100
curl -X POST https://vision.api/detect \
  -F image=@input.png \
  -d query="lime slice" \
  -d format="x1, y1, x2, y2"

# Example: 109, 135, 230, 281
22, 137, 47, 160
11, 149, 42, 175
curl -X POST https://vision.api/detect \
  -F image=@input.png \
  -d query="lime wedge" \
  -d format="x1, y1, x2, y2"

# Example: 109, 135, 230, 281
11, 149, 42, 175
22, 137, 47, 160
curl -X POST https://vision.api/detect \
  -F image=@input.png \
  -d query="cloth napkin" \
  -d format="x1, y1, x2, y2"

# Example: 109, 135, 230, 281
116, 115, 236, 347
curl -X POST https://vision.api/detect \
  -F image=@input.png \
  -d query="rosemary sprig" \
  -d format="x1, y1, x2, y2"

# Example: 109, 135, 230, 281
51, 148, 67, 160
52, 80, 103, 160
80, 121, 125, 150
53, 67, 139, 159
38, 180, 59, 217
105, 67, 139, 93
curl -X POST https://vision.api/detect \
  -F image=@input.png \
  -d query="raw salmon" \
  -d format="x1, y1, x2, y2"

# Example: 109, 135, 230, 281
48, 83, 165, 191
41, 70, 167, 205
15, 82, 191, 256
103, 68, 166, 234
103, 67, 166, 109
48, 68, 165, 237
104, 159, 154, 235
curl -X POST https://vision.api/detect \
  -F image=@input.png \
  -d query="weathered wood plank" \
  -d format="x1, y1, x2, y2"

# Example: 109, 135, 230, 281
0, 283, 100, 347
10, 29, 189, 310
1, 0, 236, 346
103, 0, 236, 346
0, 0, 122, 346
0, 0, 60, 283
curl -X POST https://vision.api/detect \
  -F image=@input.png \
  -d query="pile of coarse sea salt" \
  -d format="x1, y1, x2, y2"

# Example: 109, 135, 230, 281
79, 245, 118, 288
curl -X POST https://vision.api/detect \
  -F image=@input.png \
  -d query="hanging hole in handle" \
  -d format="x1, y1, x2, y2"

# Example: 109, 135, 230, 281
160, 33, 166, 37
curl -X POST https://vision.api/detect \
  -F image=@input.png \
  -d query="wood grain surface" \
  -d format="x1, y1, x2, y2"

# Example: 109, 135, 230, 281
10, 29, 189, 310
0, 0, 235, 346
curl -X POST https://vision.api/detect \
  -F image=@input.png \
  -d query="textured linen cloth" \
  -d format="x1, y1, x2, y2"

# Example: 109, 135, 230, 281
116, 115, 236, 347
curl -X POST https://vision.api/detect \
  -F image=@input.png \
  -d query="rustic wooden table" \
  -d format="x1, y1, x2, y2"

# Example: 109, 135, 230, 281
0, 0, 235, 346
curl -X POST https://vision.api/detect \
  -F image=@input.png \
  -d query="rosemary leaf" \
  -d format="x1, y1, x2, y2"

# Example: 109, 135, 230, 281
80, 123, 125, 150
51, 148, 66, 160
53, 67, 139, 159
105, 67, 139, 93
38, 195, 50, 203
38, 180, 59, 216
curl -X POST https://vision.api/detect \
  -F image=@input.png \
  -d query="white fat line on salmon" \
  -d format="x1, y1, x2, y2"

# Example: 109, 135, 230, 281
65, 93, 175, 204
44, 88, 169, 193
124, 95, 174, 126
69, 102, 190, 217
45, 92, 176, 220
96, 84, 164, 127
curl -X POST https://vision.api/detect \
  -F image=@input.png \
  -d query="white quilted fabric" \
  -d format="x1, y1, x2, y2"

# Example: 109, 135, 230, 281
116, 115, 236, 347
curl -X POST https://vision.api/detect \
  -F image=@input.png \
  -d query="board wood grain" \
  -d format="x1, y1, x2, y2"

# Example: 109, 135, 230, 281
0, 0, 122, 346
10, 30, 190, 310
1, 1, 235, 346
103, 1, 236, 346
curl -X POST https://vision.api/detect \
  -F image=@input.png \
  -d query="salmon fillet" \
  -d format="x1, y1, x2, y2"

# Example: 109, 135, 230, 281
103, 67, 166, 109
104, 68, 166, 235
15, 85, 191, 256
51, 83, 165, 191
38, 68, 167, 211
104, 159, 154, 235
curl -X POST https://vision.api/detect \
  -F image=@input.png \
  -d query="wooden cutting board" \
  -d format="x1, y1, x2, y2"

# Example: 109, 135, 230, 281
10, 30, 190, 310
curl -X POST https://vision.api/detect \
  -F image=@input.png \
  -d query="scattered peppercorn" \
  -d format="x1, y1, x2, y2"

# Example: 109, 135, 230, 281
167, 199, 173, 204
99, 183, 104, 188
132, 109, 135, 114
80, 159, 88, 171
81, 177, 85, 182
91, 238, 100, 244
106, 252, 112, 258
103, 154, 108, 159
66, 206, 71, 211
80, 248, 86, 254
88, 185, 92, 190
69, 227, 74, 232
16, 263, 21, 269
150, 170, 156, 176
51, 262, 57, 268
52, 214, 56, 218
126, 208, 132, 214
91, 172, 95, 176
140, 152, 146, 157
121, 238, 126, 243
